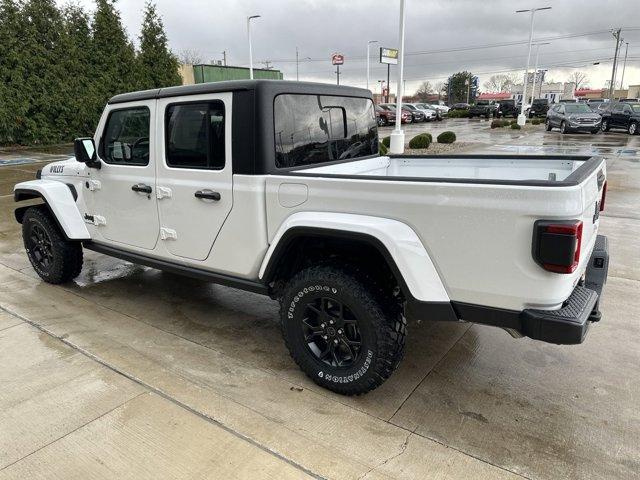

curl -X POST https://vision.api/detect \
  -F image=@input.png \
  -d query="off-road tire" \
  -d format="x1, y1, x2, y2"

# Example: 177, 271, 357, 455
280, 265, 406, 395
22, 207, 83, 284
629, 122, 638, 135
601, 119, 610, 132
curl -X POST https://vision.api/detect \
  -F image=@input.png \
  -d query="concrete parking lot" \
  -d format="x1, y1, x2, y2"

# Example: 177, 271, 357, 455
1, 123, 639, 479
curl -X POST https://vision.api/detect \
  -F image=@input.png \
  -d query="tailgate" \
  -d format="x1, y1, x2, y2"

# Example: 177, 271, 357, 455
576, 159, 607, 272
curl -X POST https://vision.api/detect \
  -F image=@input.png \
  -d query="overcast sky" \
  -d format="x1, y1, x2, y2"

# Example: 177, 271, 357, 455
64, 0, 639, 94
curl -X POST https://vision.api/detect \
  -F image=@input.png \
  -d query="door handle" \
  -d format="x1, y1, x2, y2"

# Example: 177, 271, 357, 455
132, 183, 152, 194
194, 190, 221, 201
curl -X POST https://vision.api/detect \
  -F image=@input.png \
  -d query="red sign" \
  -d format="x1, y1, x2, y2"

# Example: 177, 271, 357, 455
331, 53, 344, 65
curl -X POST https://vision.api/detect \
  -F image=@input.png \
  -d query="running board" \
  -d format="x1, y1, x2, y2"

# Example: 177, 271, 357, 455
83, 241, 269, 295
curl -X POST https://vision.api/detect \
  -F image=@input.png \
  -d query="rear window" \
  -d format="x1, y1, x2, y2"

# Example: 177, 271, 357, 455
274, 94, 378, 169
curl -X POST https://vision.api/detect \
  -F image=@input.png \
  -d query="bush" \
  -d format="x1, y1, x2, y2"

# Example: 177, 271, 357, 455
448, 109, 470, 118
490, 119, 503, 129
437, 131, 456, 144
510, 123, 522, 130
531, 118, 541, 125
381, 136, 391, 148
408, 133, 432, 149
509, 119, 518, 126
379, 141, 389, 155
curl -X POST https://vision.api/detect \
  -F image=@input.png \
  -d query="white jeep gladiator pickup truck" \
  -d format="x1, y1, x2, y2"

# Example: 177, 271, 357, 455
14, 80, 609, 395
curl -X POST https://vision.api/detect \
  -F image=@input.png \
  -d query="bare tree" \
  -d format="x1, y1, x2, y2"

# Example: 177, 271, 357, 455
415, 81, 433, 101
483, 73, 518, 92
567, 71, 589, 90
434, 81, 445, 100
179, 48, 203, 65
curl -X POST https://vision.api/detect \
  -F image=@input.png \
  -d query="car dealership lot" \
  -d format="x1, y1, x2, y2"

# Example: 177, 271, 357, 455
0, 127, 639, 480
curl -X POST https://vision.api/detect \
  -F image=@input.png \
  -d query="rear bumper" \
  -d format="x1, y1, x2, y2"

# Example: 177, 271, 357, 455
514, 234, 608, 344
407, 235, 609, 345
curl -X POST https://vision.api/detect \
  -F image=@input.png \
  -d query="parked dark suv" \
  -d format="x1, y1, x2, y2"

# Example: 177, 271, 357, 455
468, 100, 498, 118
497, 99, 518, 118
601, 102, 640, 135
528, 98, 550, 118
545, 103, 601, 134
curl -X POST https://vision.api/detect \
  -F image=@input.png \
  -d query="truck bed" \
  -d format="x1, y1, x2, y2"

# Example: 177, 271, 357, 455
267, 154, 605, 312
295, 155, 593, 185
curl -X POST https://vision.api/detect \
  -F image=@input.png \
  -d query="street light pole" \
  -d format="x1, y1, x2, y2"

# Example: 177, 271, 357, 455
620, 41, 629, 90
609, 28, 621, 99
367, 40, 378, 91
247, 15, 261, 79
390, 0, 407, 154
516, 6, 551, 126
530, 42, 550, 104
296, 47, 299, 81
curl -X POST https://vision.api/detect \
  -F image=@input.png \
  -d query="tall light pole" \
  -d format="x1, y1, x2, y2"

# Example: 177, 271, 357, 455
608, 28, 621, 99
390, 0, 407, 154
366, 40, 378, 91
516, 6, 551, 126
620, 41, 630, 90
530, 42, 550, 103
247, 15, 261, 79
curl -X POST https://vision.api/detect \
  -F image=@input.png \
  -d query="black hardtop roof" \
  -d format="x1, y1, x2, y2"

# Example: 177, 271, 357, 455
108, 79, 372, 105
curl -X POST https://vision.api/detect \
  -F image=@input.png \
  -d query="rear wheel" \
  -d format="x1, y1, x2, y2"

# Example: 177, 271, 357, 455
601, 119, 610, 132
280, 266, 406, 396
545, 119, 552, 131
629, 122, 638, 135
22, 207, 83, 284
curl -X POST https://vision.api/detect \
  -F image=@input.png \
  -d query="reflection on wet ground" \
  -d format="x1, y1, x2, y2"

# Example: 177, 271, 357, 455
1, 127, 639, 479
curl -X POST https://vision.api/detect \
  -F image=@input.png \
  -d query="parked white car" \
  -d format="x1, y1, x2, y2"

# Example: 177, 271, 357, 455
405, 103, 436, 121
14, 80, 609, 396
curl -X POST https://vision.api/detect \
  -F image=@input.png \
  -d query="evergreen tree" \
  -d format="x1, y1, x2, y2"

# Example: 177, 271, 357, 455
0, 0, 27, 144
91, 0, 139, 115
20, 0, 67, 144
58, 4, 97, 139
137, 1, 181, 89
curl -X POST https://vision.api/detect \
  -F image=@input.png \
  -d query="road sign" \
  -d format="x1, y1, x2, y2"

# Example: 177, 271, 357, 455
379, 47, 398, 65
331, 53, 344, 65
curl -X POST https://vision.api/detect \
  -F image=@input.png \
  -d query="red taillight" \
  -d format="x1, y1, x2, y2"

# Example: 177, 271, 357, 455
533, 220, 583, 274
600, 181, 607, 212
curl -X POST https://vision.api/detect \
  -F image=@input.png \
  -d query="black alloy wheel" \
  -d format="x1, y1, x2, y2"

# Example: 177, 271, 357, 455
301, 297, 362, 368
27, 223, 54, 271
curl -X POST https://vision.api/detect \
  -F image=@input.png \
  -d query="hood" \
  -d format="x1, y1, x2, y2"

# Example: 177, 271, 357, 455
41, 157, 89, 178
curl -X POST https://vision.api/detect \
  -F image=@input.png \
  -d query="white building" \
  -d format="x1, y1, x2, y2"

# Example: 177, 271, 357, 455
511, 82, 576, 104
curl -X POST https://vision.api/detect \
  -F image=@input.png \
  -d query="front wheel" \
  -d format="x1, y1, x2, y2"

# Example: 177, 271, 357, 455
560, 121, 569, 134
601, 119, 610, 132
280, 266, 406, 396
545, 119, 552, 131
22, 207, 83, 284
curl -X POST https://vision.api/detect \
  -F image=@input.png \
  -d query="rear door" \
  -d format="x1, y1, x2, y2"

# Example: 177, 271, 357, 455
155, 93, 233, 261
89, 101, 160, 250
611, 103, 625, 127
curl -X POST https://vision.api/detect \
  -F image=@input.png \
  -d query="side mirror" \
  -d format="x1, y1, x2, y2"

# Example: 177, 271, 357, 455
74, 137, 100, 169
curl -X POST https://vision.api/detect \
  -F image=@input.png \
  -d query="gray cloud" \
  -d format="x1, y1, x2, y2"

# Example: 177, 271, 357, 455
63, 0, 640, 93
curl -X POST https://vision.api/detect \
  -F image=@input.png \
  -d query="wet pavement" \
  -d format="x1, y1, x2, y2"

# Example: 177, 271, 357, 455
0, 126, 639, 479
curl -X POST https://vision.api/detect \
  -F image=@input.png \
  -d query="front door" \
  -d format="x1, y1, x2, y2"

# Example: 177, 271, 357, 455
88, 101, 160, 250
155, 93, 233, 261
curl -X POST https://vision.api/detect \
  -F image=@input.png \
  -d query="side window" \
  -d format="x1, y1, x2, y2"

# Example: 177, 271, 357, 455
165, 101, 225, 170
101, 107, 150, 166
613, 104, 624, 113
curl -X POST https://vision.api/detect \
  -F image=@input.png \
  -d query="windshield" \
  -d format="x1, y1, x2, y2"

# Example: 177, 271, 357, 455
632, 104, 640, 113
565, 104, 592, 113
476, 101, 489, 105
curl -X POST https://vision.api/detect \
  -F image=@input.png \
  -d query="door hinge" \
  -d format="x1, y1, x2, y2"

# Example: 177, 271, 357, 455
87, 179, 101, 191
84, 213, 106, 226
156, 186, 172, 199
160, 227, 177, 240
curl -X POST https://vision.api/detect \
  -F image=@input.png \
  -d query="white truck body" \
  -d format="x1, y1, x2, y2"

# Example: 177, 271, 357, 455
14, 80, 609, 395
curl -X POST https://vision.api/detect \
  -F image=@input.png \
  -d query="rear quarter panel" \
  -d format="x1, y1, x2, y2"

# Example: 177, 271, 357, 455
265, 164, 604, 312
